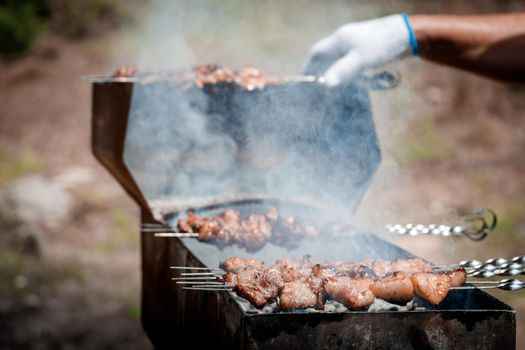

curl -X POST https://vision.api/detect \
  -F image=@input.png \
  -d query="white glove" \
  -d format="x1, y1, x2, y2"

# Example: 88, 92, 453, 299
304, 14, 418, 86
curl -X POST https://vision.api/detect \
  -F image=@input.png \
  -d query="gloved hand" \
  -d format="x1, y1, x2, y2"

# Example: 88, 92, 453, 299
304, 14, 418, 86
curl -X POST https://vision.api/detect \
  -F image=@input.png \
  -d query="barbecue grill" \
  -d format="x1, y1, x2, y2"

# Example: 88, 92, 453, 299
89, 71, 515, 349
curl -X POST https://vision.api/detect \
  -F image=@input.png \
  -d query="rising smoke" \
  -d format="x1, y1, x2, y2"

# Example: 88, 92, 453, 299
119, 1, 421, 242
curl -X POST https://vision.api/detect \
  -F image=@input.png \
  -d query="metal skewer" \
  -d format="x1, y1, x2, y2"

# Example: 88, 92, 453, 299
434, 255, 525, 269
154, 232, 200, 238
386, 208, 497, 241
178, 279, 525, 292
170, 266, 223, 272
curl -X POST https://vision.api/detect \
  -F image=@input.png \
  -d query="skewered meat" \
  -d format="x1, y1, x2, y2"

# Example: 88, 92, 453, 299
368, 258, 433, 278
276, 258, 314, 282
177, 207, 318, 251
192, 64, 280, 90
221, 257, 264, 272
234, 268, 271, 308
369, 272, 414, 305
223, 272, 238, 286
324, 276, 376, 310
237, 214, 272, 250
411, 272, 452, 305
280, 281, 318, 311
228, 266, 284, 309
307, 275, 326, 309
446, 268, 467, 287
112, 66, 137, 77
217, 257, 465, 311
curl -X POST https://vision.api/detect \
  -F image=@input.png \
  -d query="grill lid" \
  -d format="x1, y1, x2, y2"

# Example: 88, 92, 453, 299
116, 74, 381, 216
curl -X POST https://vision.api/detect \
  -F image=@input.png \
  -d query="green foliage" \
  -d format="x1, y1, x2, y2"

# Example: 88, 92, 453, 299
50, 0, 128, 39
0, 149, 46, 187
394, 119, 453, 163
126, 305, 141, 320
0, 0, 129, 57
92, 209, 139, 253
0, 0, 49, 57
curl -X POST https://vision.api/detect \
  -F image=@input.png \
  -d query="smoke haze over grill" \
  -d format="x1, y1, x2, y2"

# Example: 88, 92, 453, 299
118, 1, 436, 261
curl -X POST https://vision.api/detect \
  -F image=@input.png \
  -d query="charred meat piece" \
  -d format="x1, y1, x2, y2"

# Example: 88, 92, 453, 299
196, 218, 222, 240
192, 64, 280, 90
221, 257, 264, 272
307, 275, 326, 309
370, 271, 414, 305
223, 272, 238, 286
237, 214, 273, 251
276, 258, 314, 282
335, 262, 378, 279
176, 207, 319, 250
266, 206, 279, 221
368, 258, 432, 278
323, 276, 375, 310
390, 258, 433, 275
217, 209, 241, 244
261, 267, 285, 300
279, 280, 318, 311
446, 268, 467, 287
177, 218, 193, 233
311, 264, 339, 279
229, 266, 284, 308
112, 66, 137, 78
411, 272, 452, 305
234, 268, 270, 308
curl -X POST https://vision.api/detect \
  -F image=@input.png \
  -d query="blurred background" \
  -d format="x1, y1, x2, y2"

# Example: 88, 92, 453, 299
0, 0, 524, 348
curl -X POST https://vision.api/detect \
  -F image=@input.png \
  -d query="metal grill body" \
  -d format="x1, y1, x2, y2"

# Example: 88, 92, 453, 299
91, 79, 516, 349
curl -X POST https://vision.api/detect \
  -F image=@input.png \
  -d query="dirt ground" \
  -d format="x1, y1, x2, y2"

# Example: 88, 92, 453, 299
1, 1, 525, 349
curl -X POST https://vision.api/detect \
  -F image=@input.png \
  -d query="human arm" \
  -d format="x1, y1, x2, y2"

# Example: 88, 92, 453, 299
304, 13, 525, 85
411, 13, 525, 82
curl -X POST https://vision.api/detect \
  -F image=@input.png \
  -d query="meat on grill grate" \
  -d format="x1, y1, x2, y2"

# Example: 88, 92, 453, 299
219, 257, 466, 310
178, 207, 319, 251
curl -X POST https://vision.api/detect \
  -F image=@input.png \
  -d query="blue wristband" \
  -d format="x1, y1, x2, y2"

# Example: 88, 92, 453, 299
402, 13, 419, 56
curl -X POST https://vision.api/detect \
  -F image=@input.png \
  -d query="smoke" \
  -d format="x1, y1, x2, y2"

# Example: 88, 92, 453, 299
119, 0, 446, 260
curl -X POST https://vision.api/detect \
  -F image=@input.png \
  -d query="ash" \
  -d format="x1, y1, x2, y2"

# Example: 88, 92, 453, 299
233, 293, 420, 315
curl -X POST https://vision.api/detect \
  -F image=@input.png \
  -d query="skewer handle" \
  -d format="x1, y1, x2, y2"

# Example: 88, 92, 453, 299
386, 208, 496, 241
468, 265, 525, 278
494, 279, 525, 291
457, 255, 525, 269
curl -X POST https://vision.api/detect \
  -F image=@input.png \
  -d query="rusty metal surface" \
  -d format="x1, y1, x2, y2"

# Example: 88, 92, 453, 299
91, 83, 155, 221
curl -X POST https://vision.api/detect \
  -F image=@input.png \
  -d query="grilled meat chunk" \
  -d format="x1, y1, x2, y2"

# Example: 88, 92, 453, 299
192, 64, 279, 90
112, 66, 137, 77
391, 258, 433, 275
446, 268, 467, 287
370, 271, 414, 305
221, 257, 264, 272
324, 276, 375, 310
279, 281, 318, 311
234, 268, 269, 308
177, 218, 192, 233
217, 257, 461, 310
223, 272, 238, 286
369, 258, 432, 278
237, 214, 272, 251
177, 207, 319, 251
411, 272, 452, 305
231, 266, 284, 308
307, 275, 326, 309
276, 258, 313, 282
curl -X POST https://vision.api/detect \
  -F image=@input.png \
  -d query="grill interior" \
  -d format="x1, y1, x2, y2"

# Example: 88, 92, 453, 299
141, 200, 515, 348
